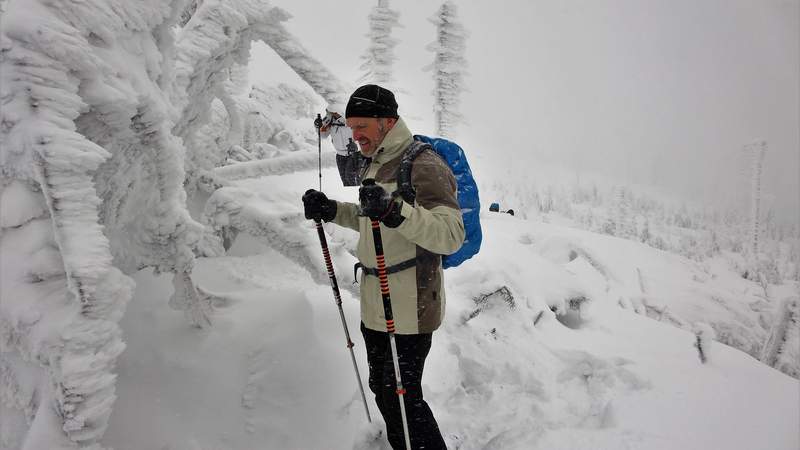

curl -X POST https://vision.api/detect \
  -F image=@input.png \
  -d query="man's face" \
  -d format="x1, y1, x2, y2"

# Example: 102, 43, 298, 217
346, 117, 396, 156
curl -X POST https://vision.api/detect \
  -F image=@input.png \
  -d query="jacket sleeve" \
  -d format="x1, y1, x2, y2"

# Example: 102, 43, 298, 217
395, 152, 465, 255
332, 201, 360, 231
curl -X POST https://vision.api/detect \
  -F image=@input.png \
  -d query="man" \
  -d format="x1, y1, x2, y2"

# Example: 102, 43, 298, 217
318, 102, 362, 186
302, 84, 464, 449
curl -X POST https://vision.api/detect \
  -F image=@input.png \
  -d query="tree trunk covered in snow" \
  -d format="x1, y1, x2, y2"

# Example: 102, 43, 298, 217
426, 1, 469, 138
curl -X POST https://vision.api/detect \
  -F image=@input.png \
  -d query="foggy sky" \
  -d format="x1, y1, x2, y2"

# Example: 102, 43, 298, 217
250, 0, 799, 224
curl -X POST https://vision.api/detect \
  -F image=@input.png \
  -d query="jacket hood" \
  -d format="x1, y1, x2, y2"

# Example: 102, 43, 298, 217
372, 117, 413, 164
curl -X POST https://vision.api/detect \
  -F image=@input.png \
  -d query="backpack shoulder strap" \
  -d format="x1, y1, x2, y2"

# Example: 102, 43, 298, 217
395, 140, 432, 204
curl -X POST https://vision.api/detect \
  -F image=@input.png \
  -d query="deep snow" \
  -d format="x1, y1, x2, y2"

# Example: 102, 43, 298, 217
91, 168, 799, 450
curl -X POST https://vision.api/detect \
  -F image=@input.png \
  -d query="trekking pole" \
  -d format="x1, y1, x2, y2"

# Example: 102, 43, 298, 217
313, 219, 372, 423
367, 219, 412, 450
315, 113, 323, 191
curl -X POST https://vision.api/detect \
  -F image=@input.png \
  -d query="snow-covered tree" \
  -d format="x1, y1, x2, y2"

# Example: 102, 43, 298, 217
359, 0, 401, 87
693, 322, 716, 364
760, 297, 800, 379
0, 0, 191, 443
639, 218, 652, 244
425, 1, 469, 138
1, 0, 349, 445
789, 239, 800, 282
614, 186, 634, 239
743, 141, 767, 275
707, 229, 721, 257
600, 186, 634, 238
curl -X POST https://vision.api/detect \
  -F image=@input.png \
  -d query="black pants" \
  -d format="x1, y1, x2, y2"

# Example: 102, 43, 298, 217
336, 153, 365, 186
361, 323, 446, 450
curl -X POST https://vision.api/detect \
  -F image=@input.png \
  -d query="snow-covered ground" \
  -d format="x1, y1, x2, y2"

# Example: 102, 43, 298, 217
91, 168, 799, 449
4, 154, 796, 449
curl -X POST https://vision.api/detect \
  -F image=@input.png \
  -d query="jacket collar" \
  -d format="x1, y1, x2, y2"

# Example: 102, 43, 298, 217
371, 117, 413, 164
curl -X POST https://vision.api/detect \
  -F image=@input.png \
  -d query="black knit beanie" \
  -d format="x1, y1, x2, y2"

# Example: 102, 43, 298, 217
345, 84, 399, 119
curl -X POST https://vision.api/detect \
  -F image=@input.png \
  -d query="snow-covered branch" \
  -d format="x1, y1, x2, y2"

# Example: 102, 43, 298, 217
213, 151, 336, 182
202, 186, 358, 290
173, 0, 348, 145
258, 12, 350, 105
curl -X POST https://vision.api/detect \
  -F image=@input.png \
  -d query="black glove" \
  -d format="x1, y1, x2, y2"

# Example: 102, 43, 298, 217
313, 113, 323, 129
302, 189, 337, 222
359, 179, 405, 228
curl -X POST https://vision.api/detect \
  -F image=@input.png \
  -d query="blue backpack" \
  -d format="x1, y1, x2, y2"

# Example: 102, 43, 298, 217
395, 135, 482, 268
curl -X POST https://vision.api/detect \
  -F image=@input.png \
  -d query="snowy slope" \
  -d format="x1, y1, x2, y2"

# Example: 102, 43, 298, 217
93, 167, 799, 450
